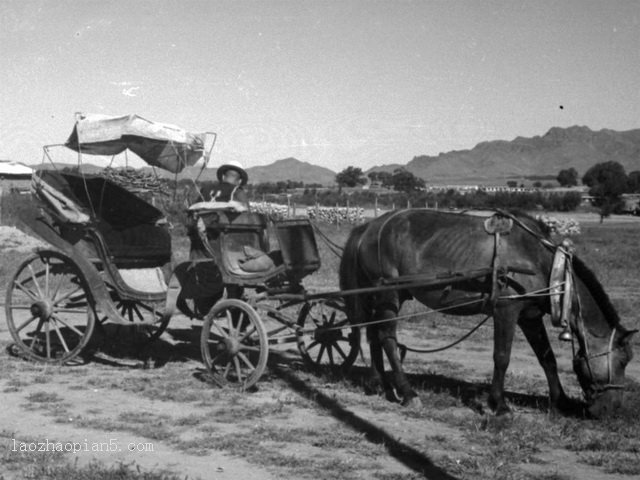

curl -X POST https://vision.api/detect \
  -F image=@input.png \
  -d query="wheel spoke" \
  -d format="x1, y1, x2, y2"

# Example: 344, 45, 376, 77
238, 325, 257, 343
13, 280, 40, 302
45, 321, 51, 359
310, 315, 322, 328
51, 314, 85, 338
223, 361, 232, 379
327, 346, 335, 366
211, 319, 230, 339
15, 315, 38, 333
233, 357, 244, 382
44, 260, 50, 296
239, 345, 261, 353
53, 285, 84, 307
333, 342, 348, 360
50, 272, 65, 304
237, 351, 255, 370
27, 265, 44, 298
316, 344, 326, 364
131, 303, 145, 322
51, 319, 71, 353
225, 310, 234, 332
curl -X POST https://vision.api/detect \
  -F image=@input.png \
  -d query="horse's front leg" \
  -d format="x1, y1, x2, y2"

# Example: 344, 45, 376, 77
376, 309, 421, 408
488, 306, 517, 415
517, 310, 574, 414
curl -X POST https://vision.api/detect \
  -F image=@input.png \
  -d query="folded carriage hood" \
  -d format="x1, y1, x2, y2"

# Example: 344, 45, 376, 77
65, 113, 207, 173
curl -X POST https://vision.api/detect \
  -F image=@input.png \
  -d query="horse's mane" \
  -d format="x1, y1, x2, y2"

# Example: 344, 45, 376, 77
504, 209, 553, 238
504, 209, 620, 329
571, 255, 622, 328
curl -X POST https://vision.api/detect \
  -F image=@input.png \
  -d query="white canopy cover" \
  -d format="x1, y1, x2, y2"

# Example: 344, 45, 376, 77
65, 113, 207, 173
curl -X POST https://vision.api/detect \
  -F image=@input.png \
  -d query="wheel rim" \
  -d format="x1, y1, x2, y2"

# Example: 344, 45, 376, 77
296, 300, 360, 371
6, 251, 95, 364
200, 299, 268, 389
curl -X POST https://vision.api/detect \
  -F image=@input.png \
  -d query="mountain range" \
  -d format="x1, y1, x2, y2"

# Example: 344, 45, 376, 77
36, 125, 640, 186
388, 125, 640, 184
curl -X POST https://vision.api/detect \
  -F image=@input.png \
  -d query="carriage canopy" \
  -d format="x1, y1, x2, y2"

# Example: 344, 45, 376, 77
64, 113, 209, 173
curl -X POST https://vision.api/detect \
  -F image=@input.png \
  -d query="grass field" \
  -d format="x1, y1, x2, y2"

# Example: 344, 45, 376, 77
1, 203, 640, 479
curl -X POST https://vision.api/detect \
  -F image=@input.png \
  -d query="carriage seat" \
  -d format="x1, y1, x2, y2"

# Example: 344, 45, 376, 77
92, 220, 171, 266
37, 170, 172, 268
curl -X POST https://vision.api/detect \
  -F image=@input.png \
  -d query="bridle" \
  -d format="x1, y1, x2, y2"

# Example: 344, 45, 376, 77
570, 304, 625, 396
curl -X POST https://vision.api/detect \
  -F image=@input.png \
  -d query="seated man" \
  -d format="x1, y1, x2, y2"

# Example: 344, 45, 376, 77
189, 160, 250, 213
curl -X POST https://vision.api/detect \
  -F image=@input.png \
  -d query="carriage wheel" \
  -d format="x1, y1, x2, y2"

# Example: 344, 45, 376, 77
200, 299, 268, 389
296, 299, 360, 371
5, 251, 95, 364
98, 290, 170, 344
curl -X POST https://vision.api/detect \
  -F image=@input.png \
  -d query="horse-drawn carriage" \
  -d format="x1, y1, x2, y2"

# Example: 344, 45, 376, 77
6, 113, 359, 387
6, 113, 635, 417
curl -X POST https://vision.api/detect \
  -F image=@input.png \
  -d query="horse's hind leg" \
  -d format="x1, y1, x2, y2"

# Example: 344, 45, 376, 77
365, 325, 386, 395
518, 312, 573, 414
488, 307, 518, 415
376, 307, 421, 407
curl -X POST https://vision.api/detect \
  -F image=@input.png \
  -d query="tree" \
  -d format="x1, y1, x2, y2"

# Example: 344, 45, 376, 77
628, 170, 640, 193
335, 166, 366, 188
377, 171, 393, 188
557, 167, 578, 187
391, 168, 425, 193
582, 161, 628, 222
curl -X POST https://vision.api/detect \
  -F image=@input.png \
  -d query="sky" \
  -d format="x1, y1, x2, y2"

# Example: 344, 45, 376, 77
1, 0, 639, 172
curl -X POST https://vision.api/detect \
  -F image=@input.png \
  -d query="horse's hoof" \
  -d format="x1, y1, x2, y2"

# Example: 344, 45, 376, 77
402, 395, 423, 409
386, 388, 402, 403
494, 404, 513, 417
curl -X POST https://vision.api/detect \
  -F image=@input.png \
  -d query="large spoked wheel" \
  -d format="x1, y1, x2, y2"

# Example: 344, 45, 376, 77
5, 250, 95, 364
296, 299, 360, 371
200, 299, 268, 390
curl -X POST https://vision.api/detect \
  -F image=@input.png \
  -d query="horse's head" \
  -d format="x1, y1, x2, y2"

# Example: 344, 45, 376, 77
566, 256, 636, 418
572, 325, 636, 418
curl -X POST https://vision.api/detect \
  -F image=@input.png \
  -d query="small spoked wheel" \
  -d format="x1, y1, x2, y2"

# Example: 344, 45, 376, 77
99, 289, 170, 344
296, 299, 360, 371
200, 299, 268, 389
5, 250, 95, 364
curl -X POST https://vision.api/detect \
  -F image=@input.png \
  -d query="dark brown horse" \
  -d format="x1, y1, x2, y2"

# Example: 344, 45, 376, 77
339, 209, 636, 417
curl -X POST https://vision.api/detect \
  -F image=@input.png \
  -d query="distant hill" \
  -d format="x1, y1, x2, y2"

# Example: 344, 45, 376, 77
153, 158, 337, 185
401, 126, 640, 184
245, 158, 336, 185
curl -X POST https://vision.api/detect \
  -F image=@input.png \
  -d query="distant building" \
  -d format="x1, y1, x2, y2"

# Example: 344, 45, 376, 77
0, 160, 33, 192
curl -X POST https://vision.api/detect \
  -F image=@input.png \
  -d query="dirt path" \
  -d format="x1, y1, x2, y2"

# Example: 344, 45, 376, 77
2, 310, 639, 480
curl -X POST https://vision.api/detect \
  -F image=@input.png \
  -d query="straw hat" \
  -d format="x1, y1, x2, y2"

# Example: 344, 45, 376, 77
216, 160, 248, 185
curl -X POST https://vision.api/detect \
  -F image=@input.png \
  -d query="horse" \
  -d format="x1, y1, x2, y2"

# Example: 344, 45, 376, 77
339, 209, 636, 417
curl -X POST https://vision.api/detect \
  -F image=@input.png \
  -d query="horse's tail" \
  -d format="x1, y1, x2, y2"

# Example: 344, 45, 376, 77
339, 223, 372, 325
